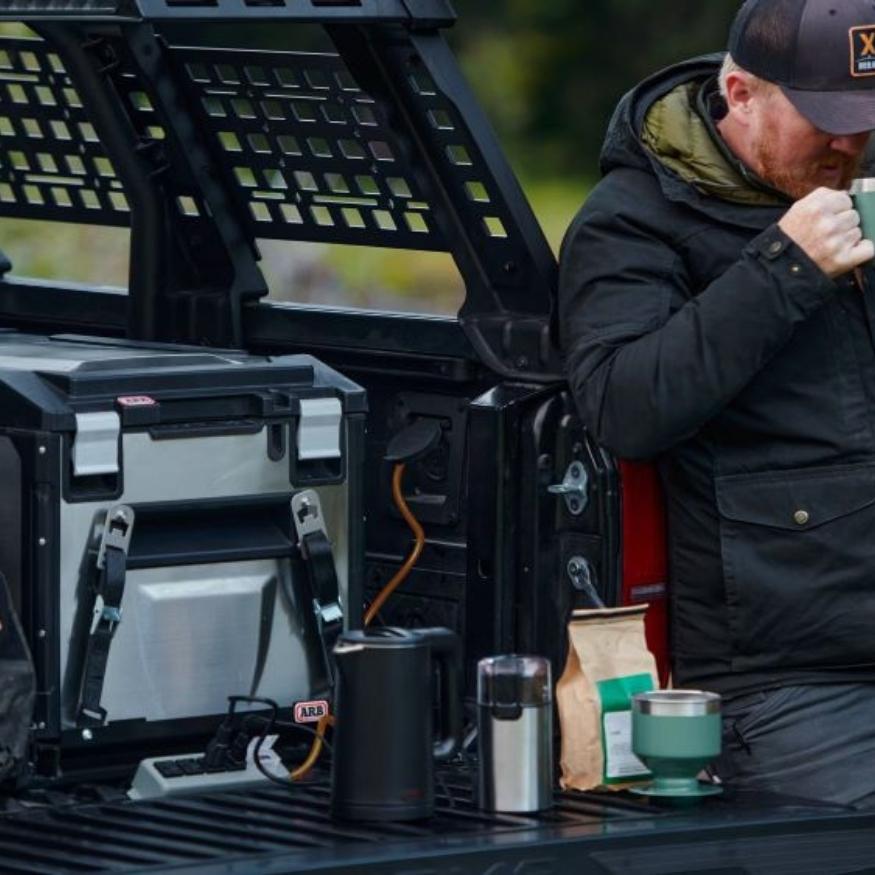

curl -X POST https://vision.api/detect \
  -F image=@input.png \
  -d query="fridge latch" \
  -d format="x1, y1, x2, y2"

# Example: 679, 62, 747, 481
72, 411, 121, 478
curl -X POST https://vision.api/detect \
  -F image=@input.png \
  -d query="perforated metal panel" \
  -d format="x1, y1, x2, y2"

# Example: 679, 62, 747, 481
173, 45, 450, 250
171, 43, 515, 253
0, 33, 517, 256
0, 37, 129, 225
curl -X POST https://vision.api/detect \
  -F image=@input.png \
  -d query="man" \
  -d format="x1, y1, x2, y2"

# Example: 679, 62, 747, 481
559, 0, 875, 807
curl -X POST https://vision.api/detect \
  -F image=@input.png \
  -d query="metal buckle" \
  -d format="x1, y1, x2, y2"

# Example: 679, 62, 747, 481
291, 490, 326, 553
101, 604, 122, 624
91, 595, 123, 635
293, 490, 344, 630
89, 504, 135, 635
78, 705, 107, 727
314, 600, 343, 627
96, 504, 135, 570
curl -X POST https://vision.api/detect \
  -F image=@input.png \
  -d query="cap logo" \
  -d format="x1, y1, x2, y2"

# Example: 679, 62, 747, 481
850, 25, 875, 77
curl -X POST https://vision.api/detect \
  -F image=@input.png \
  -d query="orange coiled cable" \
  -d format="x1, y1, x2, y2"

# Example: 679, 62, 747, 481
364, 463, 425, 627
290, 713, 335, 781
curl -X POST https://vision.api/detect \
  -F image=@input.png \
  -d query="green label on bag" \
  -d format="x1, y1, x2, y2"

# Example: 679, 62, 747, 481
596, 673, 654, 784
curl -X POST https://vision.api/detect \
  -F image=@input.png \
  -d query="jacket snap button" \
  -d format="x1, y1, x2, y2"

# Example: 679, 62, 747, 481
768, 240, 783, 255
790, 264, 802, 275
794, 510, 810, 526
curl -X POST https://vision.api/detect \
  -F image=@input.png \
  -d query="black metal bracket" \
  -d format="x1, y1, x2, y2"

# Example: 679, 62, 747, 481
23, 24, 267, 347
120, 22, 268, 346
26, 24, 169, 341
326, 25, 559, 377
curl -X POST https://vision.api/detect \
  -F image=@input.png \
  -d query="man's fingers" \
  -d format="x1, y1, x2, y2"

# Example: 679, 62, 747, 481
848, 237, 875, 268
837, 209, 862, 232
843, 226, 864, 246
780, 188, 869, 278
810, 187, 853, 212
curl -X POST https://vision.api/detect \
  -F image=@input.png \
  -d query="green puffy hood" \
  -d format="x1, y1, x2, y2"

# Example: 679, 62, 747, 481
641, 81, 785, 208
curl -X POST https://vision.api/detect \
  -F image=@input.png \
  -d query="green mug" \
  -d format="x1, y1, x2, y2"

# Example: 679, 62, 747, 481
851, 178, 875, 246
630, 690, 722, 800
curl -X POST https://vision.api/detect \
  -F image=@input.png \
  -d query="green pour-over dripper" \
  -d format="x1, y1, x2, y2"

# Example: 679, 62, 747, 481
629, 690, 722, 801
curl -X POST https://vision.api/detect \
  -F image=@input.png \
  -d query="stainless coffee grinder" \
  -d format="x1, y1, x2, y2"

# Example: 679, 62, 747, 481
476, 655, 553, 813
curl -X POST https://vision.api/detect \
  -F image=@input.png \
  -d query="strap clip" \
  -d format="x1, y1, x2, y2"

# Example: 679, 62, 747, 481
96, 504, 134, 571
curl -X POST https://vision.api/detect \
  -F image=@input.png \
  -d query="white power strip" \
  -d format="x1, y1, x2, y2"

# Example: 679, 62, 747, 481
129, 754, 277, 800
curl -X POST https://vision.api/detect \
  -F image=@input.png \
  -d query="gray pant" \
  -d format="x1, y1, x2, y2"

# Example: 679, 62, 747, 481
715, 684, 875, 809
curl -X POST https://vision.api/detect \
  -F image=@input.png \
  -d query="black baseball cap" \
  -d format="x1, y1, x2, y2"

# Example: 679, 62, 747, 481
729, 0, 875, 135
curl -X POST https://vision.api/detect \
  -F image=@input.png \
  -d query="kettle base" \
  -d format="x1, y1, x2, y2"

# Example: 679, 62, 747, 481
331, 801, 433, 823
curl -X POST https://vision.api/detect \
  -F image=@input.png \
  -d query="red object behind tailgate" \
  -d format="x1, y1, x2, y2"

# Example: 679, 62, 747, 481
618, 460, 671, 687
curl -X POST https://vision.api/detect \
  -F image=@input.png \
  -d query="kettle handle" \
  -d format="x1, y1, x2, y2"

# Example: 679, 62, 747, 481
422, 628, 462, 762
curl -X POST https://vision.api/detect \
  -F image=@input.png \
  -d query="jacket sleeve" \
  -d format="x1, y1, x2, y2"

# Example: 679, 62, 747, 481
559, 183, 835, 460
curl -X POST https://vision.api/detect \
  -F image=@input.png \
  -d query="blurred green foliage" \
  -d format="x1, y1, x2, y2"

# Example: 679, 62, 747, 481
452, 0, 739, 181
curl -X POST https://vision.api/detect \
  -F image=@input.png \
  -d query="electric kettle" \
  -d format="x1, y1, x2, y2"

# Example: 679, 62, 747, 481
331, 627, 462, 821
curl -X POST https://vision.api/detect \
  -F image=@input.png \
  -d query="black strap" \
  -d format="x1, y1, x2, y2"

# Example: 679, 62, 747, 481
0, 571, 35, 779
301, 529, 342, 695
303, 530, 339, 610
77, 544, 127, 728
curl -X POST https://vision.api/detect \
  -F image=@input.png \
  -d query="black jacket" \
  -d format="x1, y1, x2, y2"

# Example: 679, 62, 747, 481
559, 55, 875, 698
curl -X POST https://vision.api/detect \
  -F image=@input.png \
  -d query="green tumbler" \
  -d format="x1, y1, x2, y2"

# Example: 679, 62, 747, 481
851, 178, 875, 248
630, 690, 722, 800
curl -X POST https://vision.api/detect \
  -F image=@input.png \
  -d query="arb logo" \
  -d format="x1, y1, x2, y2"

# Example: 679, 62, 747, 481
117, 395, 157, 407
294, 699, 329, 723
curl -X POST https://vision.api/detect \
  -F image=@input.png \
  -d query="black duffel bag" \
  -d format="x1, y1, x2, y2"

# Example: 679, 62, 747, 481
0, 573, 34, 781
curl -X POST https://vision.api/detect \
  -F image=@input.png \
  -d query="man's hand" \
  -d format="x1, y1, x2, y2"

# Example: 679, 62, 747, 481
778, 188, 875, 279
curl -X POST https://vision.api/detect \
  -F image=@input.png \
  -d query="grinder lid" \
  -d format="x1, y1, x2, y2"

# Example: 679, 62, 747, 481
477, 655, 552, 716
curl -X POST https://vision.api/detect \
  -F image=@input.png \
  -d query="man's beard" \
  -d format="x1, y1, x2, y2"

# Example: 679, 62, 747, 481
754, 136, 862, 200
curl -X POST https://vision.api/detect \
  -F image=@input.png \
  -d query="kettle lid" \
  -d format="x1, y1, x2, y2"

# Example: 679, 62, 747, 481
335, 627, 422, 651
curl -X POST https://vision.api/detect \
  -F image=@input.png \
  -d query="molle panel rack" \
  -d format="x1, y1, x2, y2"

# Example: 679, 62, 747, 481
178, 44, 456, 252
0, 0, 559, 378
0, 0, 458, 25
0, 38, 132, 226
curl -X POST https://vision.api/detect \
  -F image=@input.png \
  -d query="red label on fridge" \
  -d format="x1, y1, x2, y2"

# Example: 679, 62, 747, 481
117, 395, 157, 407
294, 700, 329, 723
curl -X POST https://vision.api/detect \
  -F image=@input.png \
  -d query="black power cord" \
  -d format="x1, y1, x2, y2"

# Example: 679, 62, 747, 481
250, 716, 334, 788
205, 696, 333, 788
202, 696, 278, 775
203, 713, 237, 771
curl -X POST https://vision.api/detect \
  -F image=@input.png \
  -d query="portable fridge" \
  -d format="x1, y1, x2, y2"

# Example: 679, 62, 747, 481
0, 331, 365, 768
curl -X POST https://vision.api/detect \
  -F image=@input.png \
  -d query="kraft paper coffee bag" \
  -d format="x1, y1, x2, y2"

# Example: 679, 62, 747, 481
557, 605, 658, 791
